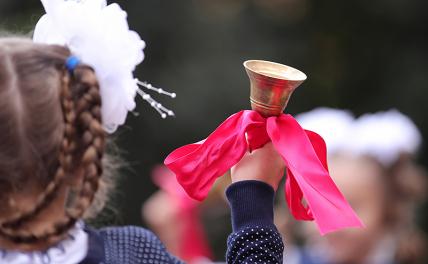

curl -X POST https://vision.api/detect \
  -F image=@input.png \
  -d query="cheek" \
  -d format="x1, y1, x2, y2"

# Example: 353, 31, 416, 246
324, 186, 387, 259
324, 195, 387, 262
353, 198, 385, 230
325, 228, 377, 263
336, 173, 387, 231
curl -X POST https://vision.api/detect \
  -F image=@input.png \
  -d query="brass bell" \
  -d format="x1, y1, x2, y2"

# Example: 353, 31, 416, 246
244, 60, 307, 117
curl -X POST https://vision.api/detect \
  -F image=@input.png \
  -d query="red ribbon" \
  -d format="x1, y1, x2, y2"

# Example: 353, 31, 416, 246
165, 110, 363, 234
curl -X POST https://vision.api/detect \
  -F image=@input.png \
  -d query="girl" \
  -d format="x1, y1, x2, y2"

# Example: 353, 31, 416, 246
282, 108, 427, 264
0, 2, 286, 263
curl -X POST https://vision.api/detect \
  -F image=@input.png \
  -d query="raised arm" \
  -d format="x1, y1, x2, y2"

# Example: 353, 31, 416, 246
226, 142, 285, 263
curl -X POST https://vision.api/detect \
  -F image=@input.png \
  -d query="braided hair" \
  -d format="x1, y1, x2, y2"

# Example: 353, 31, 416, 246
0, 38, 107, 250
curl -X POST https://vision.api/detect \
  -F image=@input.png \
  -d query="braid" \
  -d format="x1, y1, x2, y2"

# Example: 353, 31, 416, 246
0, 65, 105, 244
63, 66, 105, 220
0, 72, 74, 227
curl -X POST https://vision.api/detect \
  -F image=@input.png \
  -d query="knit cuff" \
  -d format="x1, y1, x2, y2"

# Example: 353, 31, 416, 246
226, 180, 275, 232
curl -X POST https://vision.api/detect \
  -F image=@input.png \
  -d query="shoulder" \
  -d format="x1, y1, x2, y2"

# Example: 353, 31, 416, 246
97, 225, 183, 264
99, 225, 161, 247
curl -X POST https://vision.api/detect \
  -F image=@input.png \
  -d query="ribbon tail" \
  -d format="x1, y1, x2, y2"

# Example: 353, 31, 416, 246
164, 110, 265, 201
285, 168, 314, 220
267, 114, 364, 235
304, 129, 329, 171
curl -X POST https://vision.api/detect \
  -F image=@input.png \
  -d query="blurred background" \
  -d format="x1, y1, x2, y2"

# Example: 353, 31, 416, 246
1, 0, 427, 262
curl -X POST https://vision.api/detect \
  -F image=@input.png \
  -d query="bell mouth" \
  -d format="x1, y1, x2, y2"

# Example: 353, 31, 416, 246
243, 60, 307, 81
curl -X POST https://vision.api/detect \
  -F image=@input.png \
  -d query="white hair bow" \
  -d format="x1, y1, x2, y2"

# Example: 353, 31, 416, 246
296, 107, 355, 155
297, 108, 422, 166
33, 0, 174, 133
348, 110, 421, 166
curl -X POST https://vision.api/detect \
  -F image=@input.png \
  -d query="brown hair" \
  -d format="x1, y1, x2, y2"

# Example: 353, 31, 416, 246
0, 37, 108, 250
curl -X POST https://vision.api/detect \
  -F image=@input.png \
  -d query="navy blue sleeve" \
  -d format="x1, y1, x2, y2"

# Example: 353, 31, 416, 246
226, 180, 284, 263
99, 226, 184, 264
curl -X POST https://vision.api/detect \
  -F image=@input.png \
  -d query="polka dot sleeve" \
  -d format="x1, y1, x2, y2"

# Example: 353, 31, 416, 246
225, 180, 284, 263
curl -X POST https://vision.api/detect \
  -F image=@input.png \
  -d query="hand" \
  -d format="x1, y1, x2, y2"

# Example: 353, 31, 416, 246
231, 142, 285, 191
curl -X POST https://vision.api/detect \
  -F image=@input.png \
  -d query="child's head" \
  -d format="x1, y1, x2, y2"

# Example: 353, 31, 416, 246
0, 37, 107, 251
324, 154, 427, 264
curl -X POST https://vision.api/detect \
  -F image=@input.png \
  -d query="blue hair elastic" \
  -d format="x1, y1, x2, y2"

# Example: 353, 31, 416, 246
65, 56, 80, 73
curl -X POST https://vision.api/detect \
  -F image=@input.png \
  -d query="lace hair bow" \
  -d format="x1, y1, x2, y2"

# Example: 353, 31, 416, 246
297, 108, 422, 166
33, 0, 175, 133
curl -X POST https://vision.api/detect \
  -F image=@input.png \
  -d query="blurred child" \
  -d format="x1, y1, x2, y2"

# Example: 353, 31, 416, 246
282, 108, 427, 264
142, 165, 215, 263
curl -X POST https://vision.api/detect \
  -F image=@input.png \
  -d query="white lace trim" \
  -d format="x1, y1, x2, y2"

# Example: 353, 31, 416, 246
0, 222, 88, 264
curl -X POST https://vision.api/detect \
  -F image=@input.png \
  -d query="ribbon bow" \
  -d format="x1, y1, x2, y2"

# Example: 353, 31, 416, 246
165, 110, 363, 234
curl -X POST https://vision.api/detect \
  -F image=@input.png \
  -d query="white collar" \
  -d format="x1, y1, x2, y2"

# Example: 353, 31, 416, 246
0, 222, 88, 264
